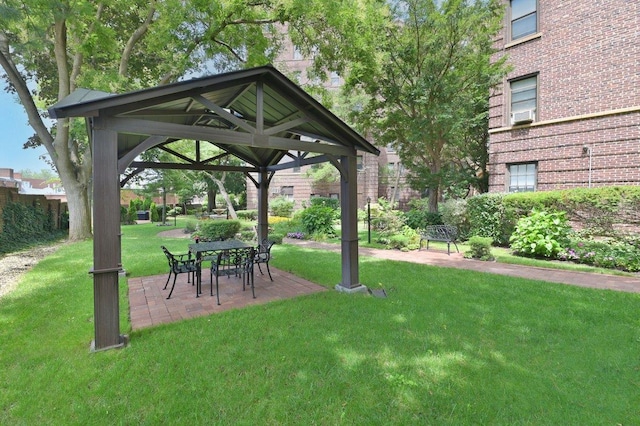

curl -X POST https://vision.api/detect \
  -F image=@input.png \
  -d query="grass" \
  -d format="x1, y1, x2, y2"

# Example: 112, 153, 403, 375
1, 222, 639, 424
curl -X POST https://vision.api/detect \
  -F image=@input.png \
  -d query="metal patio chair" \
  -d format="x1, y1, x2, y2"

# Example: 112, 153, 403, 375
254, 239, 275, 281
161, 246, 198, 299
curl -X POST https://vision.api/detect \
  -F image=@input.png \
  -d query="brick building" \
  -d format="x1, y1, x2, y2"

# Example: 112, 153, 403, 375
488, 0, 640, 192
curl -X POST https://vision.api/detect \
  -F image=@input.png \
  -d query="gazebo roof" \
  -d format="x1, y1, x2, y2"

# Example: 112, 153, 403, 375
49, 65, 379, 175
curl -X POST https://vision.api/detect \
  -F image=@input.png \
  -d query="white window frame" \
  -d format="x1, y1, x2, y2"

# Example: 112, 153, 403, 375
507, 162, 537, 192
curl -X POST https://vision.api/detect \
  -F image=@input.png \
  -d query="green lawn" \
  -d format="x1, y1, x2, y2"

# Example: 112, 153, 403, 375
1, 222, 639, 424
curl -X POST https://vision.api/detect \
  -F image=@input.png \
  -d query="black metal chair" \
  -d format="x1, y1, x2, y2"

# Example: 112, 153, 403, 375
161, 246, 198, 299
254, 239, 275, 281
210, 247, 256, 305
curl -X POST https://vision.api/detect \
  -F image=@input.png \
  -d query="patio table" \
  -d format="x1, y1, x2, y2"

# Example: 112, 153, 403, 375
188, 239, 252, 297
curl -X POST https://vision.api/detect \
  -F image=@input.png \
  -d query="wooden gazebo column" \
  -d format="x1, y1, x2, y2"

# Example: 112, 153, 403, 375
256, 168, 270, 243
336, 154, 367, 293
90, 118, 126, 351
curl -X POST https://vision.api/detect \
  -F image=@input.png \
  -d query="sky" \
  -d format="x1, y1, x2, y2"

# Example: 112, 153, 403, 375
0, 90, 51, 173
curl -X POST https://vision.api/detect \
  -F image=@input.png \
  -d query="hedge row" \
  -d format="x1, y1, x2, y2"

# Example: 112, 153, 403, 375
462, 186, 640, 245
0, 201, 58, 254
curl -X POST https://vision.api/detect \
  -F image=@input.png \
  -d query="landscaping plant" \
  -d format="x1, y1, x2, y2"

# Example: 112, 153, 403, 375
509, 209, 571, 258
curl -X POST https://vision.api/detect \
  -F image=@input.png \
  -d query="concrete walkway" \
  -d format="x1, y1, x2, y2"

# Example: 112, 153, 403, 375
285, 239, 640, 294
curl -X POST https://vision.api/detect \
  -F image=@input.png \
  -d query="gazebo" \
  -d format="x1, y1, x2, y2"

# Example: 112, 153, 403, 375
49, 65, 380, 351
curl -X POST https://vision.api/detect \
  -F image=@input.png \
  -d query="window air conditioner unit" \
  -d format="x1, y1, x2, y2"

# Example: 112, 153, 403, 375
511, 109, 535, 125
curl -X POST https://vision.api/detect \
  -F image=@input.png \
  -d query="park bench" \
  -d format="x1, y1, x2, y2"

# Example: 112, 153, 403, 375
419, 225, 459, 255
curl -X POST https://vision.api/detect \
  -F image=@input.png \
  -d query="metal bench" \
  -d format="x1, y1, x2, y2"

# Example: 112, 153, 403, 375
419, 225, 459, 255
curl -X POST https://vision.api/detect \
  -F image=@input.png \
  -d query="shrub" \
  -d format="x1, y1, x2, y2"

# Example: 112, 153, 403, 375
298, 205, 337, 237
439, 198, 471, 240
466, 193, 513, 245
236, 210, 258, 220
403, 198, 442, 230
184, 220, 197, 234
509, 210, 571, 258
239, 230, 256, 242
559, 238, 640, 272
309, 196, 340, 211
150, 202, 160, 222
465, 236, 494, 261
268, 233, 284, 244
270, 197, 294, 218
197, 219, 241, 241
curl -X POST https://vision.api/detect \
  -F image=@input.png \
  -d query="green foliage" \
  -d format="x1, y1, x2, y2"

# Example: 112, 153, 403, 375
404, 198, 442, 229
350, 0, 509, 211
386, 225, 421, 250
439, 198, 471, 240
309, 196, 340, 211
236, 210, 258, 221
503, 186, 640, 237
370, 199, 407, 245
270, 197, 295, 218
0, 201, 57, 253
184, 220, 197, 234
466, 193, 513, 245
559, 237, 640, 272
196, 220, 241, 241
272, 216, 305, 237
298, 205, 337, 237
510, 210, 571, 258
150, 202, 160, 222
465, 236, 494, 261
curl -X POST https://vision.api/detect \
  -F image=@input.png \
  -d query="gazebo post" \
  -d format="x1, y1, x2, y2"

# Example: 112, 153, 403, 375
336, 154, 367, 293
256, 168, 270, 242
90, 119, 126, 351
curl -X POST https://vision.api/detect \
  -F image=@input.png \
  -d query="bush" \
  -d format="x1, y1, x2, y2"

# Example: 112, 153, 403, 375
558, 237, 640, 272
465, 236, 494, 261
150, 202, 160, 222
184, 220, 197, 234
236, 210, 258, 220
268, 233, 284, 244
196, 219, 241, 241
439, 199, 471, 240
309, 196, 340, 210
466, 193, 513, 245
270, 197, 294, 218
0, 201, 64, 255
298, 205, 337, 237
509, 210, 571, 258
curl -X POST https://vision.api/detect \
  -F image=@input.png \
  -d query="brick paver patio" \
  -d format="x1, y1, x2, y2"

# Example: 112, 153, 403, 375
128, 266, 326, 330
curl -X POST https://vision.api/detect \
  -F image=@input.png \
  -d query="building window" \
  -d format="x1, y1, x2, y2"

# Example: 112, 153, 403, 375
293, 47, 303, 60
386, 143, 395, 153
510, 75, 537, 124
508, 163, 536, 192
510, 0, 537, 40
329, 193, 339, 200
281, 186, 294, 200
357, 155, 364, 170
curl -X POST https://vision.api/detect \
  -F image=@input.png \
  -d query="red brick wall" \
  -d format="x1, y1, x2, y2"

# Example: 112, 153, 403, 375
488, 0, 640, 192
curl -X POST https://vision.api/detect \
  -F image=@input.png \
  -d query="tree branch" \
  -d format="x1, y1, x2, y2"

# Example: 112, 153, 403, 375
0, 32, 55, 152
120, 1, 157, 77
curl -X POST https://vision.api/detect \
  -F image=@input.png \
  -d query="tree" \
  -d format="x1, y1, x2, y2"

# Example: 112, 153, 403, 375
346, 0, 508, 212
0, 0, 378, 240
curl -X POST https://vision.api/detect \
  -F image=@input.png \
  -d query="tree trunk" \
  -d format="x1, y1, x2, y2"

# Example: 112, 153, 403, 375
62, 174, 93, 240
212, 176, 238, 220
